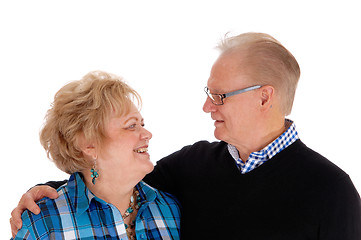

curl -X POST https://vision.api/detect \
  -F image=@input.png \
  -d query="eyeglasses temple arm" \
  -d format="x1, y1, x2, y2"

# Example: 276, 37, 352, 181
224, 85, 262, 97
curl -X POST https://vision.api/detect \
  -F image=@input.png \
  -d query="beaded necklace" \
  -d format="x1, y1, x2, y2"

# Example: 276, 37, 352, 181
122, 188, 141, 240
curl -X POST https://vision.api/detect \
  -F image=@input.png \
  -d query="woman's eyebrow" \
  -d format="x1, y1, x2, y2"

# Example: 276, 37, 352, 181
123, 116, 144, 125
123, 117, 138, 125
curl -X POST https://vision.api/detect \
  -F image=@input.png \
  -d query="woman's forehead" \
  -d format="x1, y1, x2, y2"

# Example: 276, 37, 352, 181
111, 106, 143, 123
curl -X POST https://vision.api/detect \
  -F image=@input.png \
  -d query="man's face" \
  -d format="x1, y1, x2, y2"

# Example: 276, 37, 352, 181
203, 52, 261, 146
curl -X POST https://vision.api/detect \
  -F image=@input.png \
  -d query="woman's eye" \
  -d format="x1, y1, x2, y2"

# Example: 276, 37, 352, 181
126, 122, 144, 130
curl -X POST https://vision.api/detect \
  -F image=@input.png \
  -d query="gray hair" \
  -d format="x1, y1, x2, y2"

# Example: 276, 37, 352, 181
217, 32, 300, 115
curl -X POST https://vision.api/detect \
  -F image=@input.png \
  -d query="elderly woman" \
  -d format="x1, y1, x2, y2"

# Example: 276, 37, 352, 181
12, 71, 181, 240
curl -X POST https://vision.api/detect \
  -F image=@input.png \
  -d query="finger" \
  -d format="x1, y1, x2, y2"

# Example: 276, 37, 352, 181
41, 187, 59, 199
25, 197, 41, 215
17, 193, 41, 215
26, 186, 58, 214
10, 218, 17, 238
11, 207, 24, 230
10, 217, 19, 238
11, 185, 60, 235
33, 186, 59, 200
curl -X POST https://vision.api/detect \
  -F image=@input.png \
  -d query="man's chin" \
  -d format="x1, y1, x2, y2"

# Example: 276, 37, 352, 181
214, 129, 225, 141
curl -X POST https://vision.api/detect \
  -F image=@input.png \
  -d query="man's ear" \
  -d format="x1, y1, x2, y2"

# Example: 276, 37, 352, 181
260, 85, 274, 108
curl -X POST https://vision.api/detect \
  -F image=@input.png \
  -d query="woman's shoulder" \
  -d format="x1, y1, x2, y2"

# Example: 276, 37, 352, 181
156, 189, 181, 206
136, 182, 181, 238
138, 181, 180, 208
18, 185, 69, 239
22, 184, 70, 223
137, 181, 181, 231
39, 183, 68, 204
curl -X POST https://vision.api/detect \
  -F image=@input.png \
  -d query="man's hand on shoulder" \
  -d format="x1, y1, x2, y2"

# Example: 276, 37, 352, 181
10, 185, 59, 238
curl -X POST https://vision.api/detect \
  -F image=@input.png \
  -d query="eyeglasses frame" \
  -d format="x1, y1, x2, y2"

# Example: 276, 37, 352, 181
204, 85, 262, 105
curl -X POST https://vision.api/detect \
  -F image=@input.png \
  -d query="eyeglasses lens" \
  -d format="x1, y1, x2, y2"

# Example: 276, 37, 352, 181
205, 87, 223, 105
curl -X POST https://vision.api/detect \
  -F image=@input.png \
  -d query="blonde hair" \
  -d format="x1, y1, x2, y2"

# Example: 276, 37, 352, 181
217, 32, 300, 115
40, 71, 141, 174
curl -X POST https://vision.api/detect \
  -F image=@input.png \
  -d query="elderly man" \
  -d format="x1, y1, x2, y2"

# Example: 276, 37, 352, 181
11, 33, 361, 239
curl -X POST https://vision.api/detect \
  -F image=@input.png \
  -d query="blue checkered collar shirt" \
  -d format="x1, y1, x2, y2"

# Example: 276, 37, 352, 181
228, 119, 299, 174
14, 172, 181, 240
68, 173, 165, 216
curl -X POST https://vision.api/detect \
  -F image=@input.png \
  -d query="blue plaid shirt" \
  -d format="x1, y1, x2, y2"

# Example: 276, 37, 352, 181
228, 119, 299, 174
13, 172, 181, 240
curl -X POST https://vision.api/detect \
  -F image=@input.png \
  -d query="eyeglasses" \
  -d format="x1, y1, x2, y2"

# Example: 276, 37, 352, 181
204, 85, 262, 105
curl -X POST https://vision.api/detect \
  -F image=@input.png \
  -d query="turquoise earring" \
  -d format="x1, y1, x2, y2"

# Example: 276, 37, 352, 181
90, 158, 99, 184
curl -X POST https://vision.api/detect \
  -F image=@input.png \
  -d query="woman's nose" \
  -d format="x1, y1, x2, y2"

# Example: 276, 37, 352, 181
141, 127, 152, 141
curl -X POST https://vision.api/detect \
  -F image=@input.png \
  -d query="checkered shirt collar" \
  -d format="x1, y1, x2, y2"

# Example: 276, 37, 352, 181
67, 173, 165, 216
228, 119, 299, 174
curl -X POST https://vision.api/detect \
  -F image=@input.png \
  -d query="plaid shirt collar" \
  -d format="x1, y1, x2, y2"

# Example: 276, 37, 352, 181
67, 172, 165, 216
228, 119, 299, 174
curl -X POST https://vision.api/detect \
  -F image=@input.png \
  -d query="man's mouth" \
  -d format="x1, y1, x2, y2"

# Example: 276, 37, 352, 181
214, 120, 224, 126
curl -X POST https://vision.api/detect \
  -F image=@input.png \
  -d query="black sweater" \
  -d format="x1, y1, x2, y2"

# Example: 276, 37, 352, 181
144, 140, 361, 239
47, 140, 361, 239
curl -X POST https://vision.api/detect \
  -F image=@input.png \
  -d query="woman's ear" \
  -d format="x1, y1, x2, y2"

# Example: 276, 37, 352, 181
77, 133, 97, 159
83, 145, 97, 159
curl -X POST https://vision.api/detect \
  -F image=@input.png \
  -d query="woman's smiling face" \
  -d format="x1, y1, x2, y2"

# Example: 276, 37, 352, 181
97, 103, 154, 180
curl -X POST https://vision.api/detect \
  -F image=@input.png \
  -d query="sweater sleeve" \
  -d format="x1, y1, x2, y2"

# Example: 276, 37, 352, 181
319, 175, 361, 239
143, 144, 191, 196
38, 180, 68, 189
42, 144, 188, 192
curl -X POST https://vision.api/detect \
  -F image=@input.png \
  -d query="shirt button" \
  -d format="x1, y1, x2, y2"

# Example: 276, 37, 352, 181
140, 234, 145, 239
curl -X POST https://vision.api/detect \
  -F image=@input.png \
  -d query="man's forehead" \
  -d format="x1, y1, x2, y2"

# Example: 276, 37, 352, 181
207, 67, 251, 93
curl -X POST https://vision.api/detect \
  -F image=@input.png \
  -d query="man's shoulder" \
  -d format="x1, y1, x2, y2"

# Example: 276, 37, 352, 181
191, 140, 226, 148
283, 140, 349, 182
164, 140, 229, 166
177, 140, 228, 156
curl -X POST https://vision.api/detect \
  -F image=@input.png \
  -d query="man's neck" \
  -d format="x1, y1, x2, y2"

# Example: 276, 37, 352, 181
236, 118, 286, 162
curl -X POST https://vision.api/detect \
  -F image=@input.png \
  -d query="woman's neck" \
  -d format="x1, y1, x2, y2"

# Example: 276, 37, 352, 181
81, 170, 137, 215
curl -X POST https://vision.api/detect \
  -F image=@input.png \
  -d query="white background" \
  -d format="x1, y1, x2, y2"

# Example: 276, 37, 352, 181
1, 0, 360, 237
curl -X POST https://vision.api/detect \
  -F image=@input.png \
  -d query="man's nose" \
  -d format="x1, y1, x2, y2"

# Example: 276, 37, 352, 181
203, 97, 216, 113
